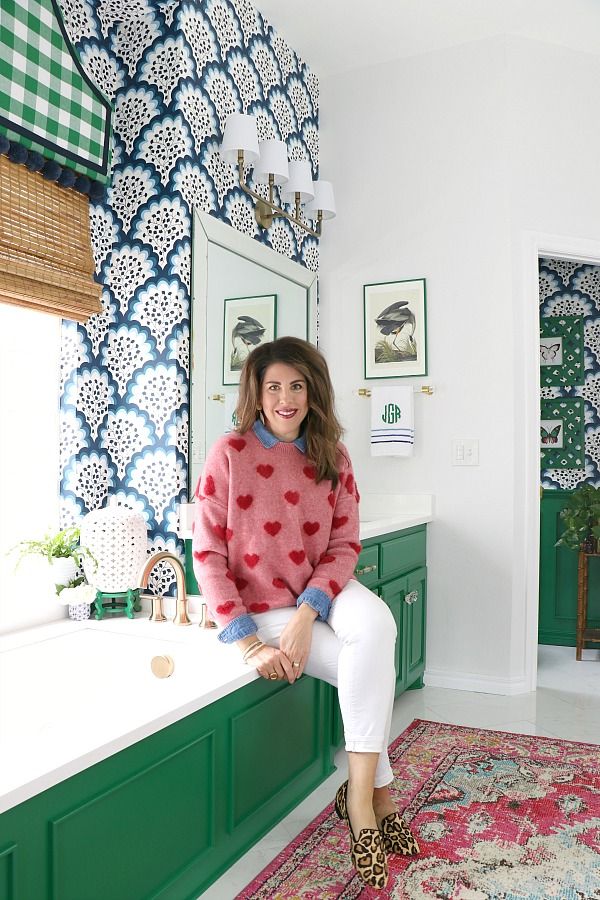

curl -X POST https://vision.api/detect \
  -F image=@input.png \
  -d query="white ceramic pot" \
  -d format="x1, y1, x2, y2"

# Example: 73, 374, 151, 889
81, 500, 147, 593
49, 556, 78, 589
68, 602, 91, 621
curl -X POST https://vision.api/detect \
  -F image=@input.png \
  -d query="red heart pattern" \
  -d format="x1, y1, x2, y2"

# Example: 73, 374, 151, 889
193, 549, 209, 562
303, 465, 316, 480
328, 492, 335, 508
303, 521, 320, 536
319, 553, 336, 564
346, 474, 355, 494
284, 490, 299, 505
329, 580, 342, 596
264, 521, 281, 536
244, 553, 260, 568
235, 576, 248, 591
272, 577, 287, 589
349, 542, 362, 554
237, 494, 253, 509
203, 474, 216, 495
228, 437, 246, 452
257, 464, 273, 478
213, 524, 233, 541
332, 516, 348, 529
216, 601, 235, 615
289, 550, 306, 565
249, 602, 270, 613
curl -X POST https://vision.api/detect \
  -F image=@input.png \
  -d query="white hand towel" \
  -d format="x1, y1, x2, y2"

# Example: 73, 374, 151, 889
370, 386, 414, 457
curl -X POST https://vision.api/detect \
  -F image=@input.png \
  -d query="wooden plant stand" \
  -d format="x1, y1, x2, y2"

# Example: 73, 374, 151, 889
576, 551, 600, 659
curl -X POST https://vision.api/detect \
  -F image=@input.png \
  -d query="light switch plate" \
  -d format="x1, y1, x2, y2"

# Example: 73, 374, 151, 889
452, 439, 479, 466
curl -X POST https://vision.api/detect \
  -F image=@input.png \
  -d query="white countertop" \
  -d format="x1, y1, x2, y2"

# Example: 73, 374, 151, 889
1, 502, 432, 815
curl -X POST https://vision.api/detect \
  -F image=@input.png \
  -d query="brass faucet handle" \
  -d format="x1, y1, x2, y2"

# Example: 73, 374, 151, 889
149, 595, 167, 622
199, 603, 218, 629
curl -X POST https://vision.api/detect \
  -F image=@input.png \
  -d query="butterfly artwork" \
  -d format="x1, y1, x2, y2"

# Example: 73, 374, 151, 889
541, 424, 562, 444
540, 341, 562, 364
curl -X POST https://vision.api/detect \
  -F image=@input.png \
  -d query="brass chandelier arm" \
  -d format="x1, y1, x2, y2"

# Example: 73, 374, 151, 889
237, 155, 322, 239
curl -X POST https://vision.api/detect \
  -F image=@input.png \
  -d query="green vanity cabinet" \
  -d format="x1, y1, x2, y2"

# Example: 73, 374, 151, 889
0, 675, 334, 900
356, 525, 427, 696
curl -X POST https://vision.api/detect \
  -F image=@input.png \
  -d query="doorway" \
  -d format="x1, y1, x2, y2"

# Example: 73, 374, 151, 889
522, 233, 600, 693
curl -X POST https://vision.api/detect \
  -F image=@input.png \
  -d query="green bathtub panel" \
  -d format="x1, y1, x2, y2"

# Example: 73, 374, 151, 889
230, 676, 322, 828
50, 733, 214, 900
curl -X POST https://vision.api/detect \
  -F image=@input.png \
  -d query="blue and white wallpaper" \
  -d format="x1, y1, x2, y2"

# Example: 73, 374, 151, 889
540, 257, 600, 490
57, 0, 319, 593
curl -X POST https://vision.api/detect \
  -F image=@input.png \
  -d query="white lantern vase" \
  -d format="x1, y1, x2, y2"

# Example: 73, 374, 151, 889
80, 500, 148, 620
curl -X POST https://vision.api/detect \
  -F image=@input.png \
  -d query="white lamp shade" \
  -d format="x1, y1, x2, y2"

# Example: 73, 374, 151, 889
280, 159, 315, 203
253, 140, 289, 185
220, 113, 259, 166
305, 180, 336, 220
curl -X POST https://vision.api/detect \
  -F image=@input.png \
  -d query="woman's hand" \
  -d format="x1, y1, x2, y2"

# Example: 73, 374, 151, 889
279, 603, 317, 679
251, 644, 295, 683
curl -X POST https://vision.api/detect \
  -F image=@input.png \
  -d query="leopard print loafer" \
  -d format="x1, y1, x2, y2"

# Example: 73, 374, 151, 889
334, 780, 388, 890
378, 810, 420, 856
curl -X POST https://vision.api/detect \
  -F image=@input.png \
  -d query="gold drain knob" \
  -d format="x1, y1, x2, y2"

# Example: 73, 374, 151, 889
151, 655, 174, 678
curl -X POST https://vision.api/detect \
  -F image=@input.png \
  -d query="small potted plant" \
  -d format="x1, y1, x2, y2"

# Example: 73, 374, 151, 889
555, 484, 600, 553
11, 526, 96, 598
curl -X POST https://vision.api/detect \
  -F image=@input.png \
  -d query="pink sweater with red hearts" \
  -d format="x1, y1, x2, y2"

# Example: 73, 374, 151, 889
192, 423, 361, 643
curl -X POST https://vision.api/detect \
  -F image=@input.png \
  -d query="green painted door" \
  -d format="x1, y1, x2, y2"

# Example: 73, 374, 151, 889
404, 566, 426, 686
380, 576, 406, 696
539, 490, 600, 645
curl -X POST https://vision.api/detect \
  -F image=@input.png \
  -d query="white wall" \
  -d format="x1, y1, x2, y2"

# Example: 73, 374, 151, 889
0, 305, 65, 633
318, 35, 600, 691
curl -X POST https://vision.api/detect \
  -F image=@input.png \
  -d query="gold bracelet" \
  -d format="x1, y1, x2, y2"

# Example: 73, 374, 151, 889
242, 640, 264, 663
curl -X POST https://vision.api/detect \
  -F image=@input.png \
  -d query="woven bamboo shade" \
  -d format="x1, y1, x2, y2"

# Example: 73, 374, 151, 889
0, 155, 102, 322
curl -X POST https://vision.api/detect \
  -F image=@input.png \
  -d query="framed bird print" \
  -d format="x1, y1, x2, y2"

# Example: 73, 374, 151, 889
222, 294, 277, 385
363, 278, 427, 379
540, 316, 584, 387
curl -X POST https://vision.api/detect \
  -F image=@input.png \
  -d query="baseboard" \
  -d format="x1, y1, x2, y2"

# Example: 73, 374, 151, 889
424, 667, 531, 696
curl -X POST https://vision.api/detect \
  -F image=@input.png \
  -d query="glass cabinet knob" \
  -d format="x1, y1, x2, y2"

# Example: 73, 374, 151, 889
405, 590, 419, 605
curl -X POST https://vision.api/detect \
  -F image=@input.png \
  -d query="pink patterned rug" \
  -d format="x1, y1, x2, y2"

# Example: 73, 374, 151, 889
236, 718, 600, 899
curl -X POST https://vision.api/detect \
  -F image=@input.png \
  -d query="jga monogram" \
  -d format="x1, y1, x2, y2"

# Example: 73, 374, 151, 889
381, 404, 402, 424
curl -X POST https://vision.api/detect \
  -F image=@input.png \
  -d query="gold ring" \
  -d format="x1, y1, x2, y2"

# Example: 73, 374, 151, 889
269, 672, 277, 680
292, 662, 300, 668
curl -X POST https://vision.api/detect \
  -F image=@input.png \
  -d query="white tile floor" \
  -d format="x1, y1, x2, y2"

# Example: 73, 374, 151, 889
199, 645, 600, 899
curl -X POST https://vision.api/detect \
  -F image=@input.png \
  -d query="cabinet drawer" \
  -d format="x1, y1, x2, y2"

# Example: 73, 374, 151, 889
354, 545, 379, 587
380, 529, 426, 579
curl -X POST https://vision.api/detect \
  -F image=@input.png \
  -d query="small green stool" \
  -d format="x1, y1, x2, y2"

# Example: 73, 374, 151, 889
94, 589, 141, 620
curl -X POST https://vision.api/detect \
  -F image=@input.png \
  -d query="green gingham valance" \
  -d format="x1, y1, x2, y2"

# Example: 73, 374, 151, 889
0, 0, 111, 182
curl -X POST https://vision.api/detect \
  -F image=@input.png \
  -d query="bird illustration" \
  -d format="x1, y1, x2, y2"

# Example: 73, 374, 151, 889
375, 301, 416, 353
231, 316, 266, 369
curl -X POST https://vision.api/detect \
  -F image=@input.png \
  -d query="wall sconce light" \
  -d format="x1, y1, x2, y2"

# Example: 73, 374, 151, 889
220, 112, 336, 239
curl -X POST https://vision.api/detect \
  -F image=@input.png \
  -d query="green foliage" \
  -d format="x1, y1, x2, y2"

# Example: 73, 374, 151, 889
10, 526, 94, 567
556, 484, 600, 551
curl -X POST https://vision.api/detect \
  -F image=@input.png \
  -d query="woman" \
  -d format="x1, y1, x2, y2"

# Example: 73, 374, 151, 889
192, 336, 419, 889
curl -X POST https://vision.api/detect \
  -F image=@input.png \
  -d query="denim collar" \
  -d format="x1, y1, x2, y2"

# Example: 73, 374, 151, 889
252, 418, 307, 453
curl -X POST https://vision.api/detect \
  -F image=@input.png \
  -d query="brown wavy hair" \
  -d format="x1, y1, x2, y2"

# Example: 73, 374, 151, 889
236, 336, 343, 487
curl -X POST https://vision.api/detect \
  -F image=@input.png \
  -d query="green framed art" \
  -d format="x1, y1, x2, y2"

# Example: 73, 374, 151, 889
363, 278, 427, 379
540, 316, 584, 388
540, 397, 585, 469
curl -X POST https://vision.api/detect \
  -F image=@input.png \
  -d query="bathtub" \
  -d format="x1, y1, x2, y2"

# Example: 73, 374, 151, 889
0, 615, 255, 814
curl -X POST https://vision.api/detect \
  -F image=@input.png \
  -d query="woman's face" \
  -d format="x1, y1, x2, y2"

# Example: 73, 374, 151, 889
260, 362, 309, 442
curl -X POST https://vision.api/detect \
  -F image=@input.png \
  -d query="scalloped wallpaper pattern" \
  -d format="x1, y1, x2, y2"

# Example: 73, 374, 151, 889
57, 0, 319, 595
540, 257, 600, 491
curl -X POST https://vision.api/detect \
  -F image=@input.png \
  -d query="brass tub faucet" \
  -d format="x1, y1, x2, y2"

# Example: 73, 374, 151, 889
138, 552, 191, 626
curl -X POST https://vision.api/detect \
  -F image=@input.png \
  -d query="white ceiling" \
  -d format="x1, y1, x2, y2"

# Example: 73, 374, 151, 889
256, 0, 600, 78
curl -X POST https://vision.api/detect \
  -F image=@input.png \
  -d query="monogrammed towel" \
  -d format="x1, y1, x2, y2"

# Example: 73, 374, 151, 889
370, 386, 414, 457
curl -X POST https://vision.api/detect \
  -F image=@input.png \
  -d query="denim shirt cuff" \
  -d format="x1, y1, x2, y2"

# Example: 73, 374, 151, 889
297, 587, 331, 622
217, 613, 258, 644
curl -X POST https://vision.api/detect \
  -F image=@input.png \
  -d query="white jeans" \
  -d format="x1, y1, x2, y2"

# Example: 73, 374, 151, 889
253, 579, 397, 788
